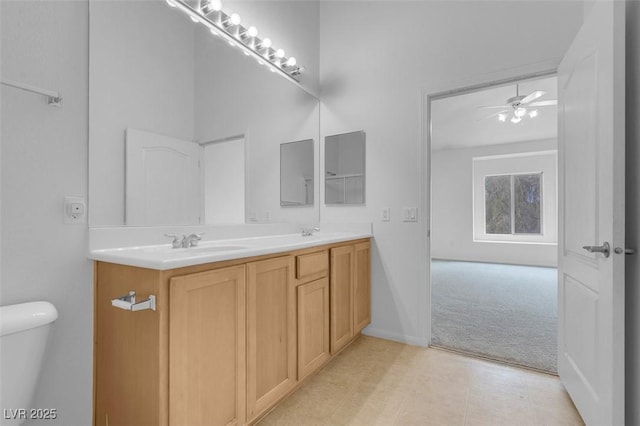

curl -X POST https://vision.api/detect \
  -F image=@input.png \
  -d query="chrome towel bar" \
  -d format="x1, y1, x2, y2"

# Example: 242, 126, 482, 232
111, 291, 156, 312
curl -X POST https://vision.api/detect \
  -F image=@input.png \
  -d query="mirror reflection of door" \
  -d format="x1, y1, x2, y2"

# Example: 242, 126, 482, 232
280, 139, 314, 207
202, 137, 245, 223
125, 128, 201, 226
325, 131, 366, 205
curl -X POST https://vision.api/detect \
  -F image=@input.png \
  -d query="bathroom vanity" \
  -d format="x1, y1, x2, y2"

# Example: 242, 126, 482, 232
91, 233, 370, 426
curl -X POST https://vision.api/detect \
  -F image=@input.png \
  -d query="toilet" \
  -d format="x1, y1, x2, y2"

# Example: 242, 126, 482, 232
0, 302, 58, 426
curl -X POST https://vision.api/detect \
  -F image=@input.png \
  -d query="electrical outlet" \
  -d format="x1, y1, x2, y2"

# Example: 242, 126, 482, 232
381, 207, 390, 222
402, 207, 418, 222
64, 196, 86, 224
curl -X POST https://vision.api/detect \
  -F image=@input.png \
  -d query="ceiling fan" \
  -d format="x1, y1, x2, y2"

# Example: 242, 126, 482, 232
478, 84, 557, 124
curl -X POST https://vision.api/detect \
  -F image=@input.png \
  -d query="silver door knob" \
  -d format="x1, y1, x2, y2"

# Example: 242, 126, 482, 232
583, 242, 610, 258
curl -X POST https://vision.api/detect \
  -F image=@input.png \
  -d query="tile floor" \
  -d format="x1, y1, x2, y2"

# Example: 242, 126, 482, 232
258, 336, 584, 426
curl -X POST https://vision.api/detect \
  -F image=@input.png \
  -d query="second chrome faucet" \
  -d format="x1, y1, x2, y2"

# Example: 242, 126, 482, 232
165, 233, 204, 248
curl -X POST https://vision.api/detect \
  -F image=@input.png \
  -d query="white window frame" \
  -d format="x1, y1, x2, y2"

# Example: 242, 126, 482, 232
484, 172, 544, 235
473, 150, 557, 244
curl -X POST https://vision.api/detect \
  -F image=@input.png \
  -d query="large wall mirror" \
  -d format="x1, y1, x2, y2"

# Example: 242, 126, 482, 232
88, 0, 320, 226
325, 131, 366, 205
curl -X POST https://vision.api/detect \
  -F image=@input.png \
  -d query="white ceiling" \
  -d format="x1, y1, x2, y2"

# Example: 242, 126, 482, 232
431, 76, 557, 151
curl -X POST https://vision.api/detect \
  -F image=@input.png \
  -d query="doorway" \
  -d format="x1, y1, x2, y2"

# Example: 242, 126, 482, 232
428, 74, 559, 373
201, 136, 246, 223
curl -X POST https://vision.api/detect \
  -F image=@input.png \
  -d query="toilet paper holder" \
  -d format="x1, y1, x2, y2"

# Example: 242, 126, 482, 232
111, 291, 156, 312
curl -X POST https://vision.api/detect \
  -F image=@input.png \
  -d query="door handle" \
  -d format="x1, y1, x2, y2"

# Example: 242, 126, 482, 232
583, 242, 610, 258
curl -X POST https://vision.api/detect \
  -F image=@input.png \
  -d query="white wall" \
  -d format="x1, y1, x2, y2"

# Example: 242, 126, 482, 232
319, 1, 582, 344
432, 140, 557, 267
626, 1, 640, 423
1, 2, 93, 425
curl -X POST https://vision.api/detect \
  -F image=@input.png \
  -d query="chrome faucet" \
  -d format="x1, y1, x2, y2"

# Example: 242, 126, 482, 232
301, 227, 320, 237
184, 233, 203, 247
165, 234, 185, 248
165, 233, 204, 248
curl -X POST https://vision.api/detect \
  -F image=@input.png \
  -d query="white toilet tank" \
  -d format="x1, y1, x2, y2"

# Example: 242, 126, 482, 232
0, 302, 58, 426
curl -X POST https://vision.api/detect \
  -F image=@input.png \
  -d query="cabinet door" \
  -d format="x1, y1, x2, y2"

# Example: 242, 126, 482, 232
330, 245, 354, 354
297, 277, 330, 380
169, 266, 246, 426
354, 241, 371, 334
246, 256, 296, 420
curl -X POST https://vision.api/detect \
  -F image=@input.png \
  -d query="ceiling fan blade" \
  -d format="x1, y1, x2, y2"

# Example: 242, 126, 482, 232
477, 105, 509, 109
528, 99, 557, 107
476, 109, 510, 122
520, 90, 546, 104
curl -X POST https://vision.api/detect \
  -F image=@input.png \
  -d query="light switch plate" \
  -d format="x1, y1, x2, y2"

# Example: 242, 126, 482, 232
402, 207, 418, 222
381, 208, 390, 222
64, 196, 86, 224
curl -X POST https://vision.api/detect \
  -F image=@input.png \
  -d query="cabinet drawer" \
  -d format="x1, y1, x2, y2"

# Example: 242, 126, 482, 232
296, 251, 329, 280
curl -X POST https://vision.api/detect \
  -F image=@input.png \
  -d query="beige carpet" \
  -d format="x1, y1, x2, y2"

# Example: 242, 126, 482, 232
431, 260, 558, 373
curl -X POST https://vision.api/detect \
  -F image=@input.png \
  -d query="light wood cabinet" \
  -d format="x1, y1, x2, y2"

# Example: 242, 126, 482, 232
94, 263, 167, 426
330, 245, 355, 354
297, 277, 330, 380
169, 266, 246, 426
94, 238, 369, 426
354, 242, 371, 334
330, 241, 371, 354
246, 256, 296, 421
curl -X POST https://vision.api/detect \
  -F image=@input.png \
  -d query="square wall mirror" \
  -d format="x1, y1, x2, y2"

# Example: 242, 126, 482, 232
280, 139, 315, 207
325, 131, 366, 205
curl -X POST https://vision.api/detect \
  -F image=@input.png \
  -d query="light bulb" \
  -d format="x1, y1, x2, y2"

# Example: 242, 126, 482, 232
498, 113, 506, 122
190, 15, 199, 22
270, 67, 276, 73
209, 0, 222, 11
166, 0, 178, 7
511, 116, 522, 124
515, 107, 527, 118
286, 57, 297, 67
230, 13, 241, 25
261, 38, 272, 48
257, 60, 264, 65
275, 49, 285, 58
247, 26, 258, 37
529, 110, 538, 118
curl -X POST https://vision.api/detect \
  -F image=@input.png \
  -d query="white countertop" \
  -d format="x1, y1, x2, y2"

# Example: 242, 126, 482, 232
89, 231, 371, 270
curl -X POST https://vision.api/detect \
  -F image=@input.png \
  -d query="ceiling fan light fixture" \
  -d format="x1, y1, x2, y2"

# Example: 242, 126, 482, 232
498, 113, 507, 122
510, 116, 522, 124
529, 110, 538, 118
515, 107, 527, 118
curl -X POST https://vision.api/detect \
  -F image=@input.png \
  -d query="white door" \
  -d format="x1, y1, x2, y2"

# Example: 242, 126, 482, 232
557, 2, 625, 425
125, 128, 201, 225
203, 137, 245, 223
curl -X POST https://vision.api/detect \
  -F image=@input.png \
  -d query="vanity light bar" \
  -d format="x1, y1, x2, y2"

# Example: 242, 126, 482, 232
167, 0, 304, 84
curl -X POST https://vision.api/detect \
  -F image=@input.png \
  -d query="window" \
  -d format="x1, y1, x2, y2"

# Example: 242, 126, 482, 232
472, 150, 557, 244
485, 173, 542, 235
